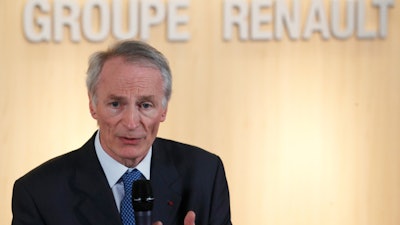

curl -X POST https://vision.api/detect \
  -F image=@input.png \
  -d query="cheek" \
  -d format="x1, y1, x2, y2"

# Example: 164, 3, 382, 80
141, 117, 158, 130
149, 118, 164, 132
96, 111, 121, 128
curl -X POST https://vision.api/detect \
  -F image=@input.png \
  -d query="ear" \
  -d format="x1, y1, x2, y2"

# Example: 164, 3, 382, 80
160, 106, 168, 122
89, 94, 98, 119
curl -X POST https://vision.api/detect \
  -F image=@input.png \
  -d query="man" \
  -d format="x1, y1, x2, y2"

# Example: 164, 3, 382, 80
12, 40, 232, 225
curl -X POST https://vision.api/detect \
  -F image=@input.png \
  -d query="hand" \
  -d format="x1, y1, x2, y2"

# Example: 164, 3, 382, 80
153, 210, 196, 225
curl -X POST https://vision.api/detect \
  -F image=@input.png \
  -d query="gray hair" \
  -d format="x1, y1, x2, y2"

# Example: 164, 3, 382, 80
86, 40, 172, 107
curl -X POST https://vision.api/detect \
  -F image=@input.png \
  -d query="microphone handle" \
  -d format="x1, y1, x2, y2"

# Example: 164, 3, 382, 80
135, 211, 152, 225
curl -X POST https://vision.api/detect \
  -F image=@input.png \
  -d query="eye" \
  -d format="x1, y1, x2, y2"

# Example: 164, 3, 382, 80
110, 101, 120, 108
140, 102, 153, 109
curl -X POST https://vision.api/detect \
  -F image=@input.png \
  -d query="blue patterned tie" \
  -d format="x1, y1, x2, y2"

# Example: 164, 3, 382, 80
120, 169, 144, 225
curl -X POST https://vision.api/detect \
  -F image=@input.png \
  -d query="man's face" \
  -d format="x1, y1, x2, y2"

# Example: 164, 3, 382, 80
89, 56, 167, 167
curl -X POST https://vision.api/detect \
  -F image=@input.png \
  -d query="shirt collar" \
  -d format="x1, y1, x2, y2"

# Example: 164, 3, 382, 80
94, 131, 152, 188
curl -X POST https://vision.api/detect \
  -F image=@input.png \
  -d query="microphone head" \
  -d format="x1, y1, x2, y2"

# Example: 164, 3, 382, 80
132, 180, 154, 211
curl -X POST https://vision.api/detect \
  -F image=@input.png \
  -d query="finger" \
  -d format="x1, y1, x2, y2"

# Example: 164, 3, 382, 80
184, 211, 196, 225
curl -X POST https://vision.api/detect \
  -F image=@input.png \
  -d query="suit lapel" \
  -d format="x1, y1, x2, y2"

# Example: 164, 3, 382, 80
69, 134, 122, 225
151, 138, 183, 224
66, 135, 184, 225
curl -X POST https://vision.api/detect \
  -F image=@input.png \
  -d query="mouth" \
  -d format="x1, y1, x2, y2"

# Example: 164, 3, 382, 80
119, 136, 144, 145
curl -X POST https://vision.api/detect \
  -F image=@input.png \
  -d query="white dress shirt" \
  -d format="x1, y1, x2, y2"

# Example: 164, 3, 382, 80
94, 131, 152, 211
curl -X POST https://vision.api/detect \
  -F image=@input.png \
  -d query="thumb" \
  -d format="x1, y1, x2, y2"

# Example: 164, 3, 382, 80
184, 211, 196, 225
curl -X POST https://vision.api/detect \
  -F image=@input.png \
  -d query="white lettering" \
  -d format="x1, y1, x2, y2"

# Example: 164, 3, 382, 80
112, 0, 139, 40
331, 0, 355, 39
275, 0, 300, 40
167, 0, 190, 41
23, 0, 51, 42
82, 0, 110, 42
303, 0, 330, 40
357, 0, 376, 39
251, 0, 272, 41
21, 0, 394, 43
53, 0, 80, 42
373, 0, 394, 38
223, 0, 248, 41
141, 0, 166, 40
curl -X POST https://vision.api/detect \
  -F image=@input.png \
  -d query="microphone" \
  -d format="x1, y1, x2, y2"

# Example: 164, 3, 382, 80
132, 180, 154, 225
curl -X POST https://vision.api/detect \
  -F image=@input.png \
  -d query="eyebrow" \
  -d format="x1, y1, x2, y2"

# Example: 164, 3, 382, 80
138, 95, 157, 103
106, 94, 157, 102
106, 95, 125, 101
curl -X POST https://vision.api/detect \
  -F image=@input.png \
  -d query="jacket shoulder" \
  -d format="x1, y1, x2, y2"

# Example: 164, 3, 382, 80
154, 137, 219, 159
15, 134, 96, 187
153, 137, 223, 173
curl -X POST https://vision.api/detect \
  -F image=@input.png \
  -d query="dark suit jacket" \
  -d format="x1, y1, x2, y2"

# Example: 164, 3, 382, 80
12, 132, 232, 225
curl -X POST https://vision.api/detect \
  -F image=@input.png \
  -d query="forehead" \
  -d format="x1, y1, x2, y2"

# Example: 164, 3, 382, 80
101, 56, 160, 77
97, 56, 164, 95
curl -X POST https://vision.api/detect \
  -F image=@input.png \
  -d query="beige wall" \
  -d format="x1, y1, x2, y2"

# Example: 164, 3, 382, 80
1, 0, 399, 224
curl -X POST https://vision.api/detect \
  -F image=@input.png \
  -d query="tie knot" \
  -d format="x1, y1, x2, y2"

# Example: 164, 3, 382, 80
122, 169, 143, 194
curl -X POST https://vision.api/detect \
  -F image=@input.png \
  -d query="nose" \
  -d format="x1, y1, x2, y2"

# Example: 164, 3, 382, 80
122, 106, 141, 130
